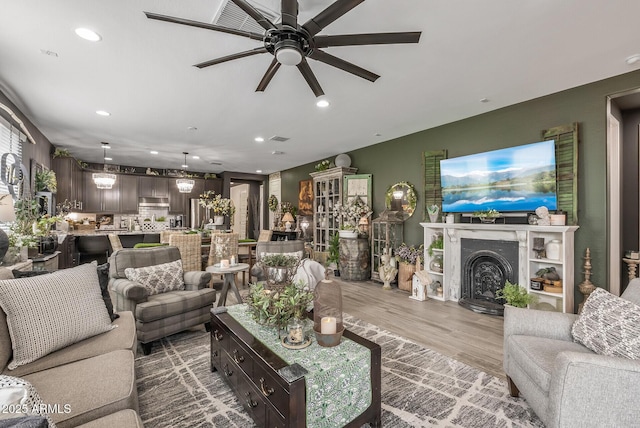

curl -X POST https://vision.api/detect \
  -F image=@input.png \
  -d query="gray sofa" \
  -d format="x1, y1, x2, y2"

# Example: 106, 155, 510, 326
0, 269, 141, 428
109, 246, 215, 355
503, 278, 640, 428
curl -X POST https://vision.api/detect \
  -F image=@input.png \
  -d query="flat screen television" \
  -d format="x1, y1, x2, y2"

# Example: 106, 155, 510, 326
440, 140, 557, 213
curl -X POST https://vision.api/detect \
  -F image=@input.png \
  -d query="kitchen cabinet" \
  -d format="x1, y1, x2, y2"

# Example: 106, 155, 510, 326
52, 156, 84, 209
139, 176, 168, 197
120, 175, 139, 214
204, 178, 223, 194
168, 179, 188, 214
83, 171, 120, 213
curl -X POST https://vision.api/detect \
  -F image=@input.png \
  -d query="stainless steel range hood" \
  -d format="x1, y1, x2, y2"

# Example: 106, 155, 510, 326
138, 197, 170, 208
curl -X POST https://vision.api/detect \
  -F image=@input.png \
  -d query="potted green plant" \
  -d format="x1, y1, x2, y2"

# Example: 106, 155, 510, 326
427, 235, 443, 256
327, 232, 340, 276
259, 254, 299, 284
35, 169, 57, 193
335, 196, 372, 238
396, 243, 424, 291
496, 281, 537, 308
473, 208, 500, 223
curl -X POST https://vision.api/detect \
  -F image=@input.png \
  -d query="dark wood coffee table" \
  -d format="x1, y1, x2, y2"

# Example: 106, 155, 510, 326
210, 308, 381, 428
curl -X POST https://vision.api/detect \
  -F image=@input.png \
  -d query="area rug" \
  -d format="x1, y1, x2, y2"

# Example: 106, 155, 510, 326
135, 314, 543, 427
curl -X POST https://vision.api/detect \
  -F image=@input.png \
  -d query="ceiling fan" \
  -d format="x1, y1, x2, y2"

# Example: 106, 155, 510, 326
145, 0, 421, 97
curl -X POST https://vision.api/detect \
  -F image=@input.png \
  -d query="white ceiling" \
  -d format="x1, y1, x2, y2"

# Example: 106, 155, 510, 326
1, 0, 639, 175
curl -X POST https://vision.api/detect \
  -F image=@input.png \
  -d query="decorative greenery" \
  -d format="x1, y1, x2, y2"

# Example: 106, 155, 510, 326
327, 232, 340, 265
260, 254, 299, 268
473, 208, 500, 218
427, 235, 443, 256
198, 191, 235, 216
156, 216, 166, 222
55, 199, 78, 217
204, 173, 217, 179
268, 194, 279, 212
496, 281, 537, 308
76, 159, 88, 169
396, 243, 424, 264
246, 281, 314, 328
335, 196, 372, 229
33, 214, 61, 237
35, 170, 57, 193
280, 201, 297, 216
13, 198, 40, 236
315, 159, 330, 171
53, 147, 71, 158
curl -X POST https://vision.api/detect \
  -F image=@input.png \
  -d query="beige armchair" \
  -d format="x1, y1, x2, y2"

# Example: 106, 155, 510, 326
109, 246, 215, 355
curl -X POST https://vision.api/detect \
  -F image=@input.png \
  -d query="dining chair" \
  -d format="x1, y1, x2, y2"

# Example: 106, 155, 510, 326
169, 233, 202, 272
108, 234, 123, 253
207, 233, 239, 267
258, 230, 273, 242
160, 230, 182, 244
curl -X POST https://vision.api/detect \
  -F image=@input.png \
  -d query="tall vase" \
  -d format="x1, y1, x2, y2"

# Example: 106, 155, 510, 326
213, 216, 224, 225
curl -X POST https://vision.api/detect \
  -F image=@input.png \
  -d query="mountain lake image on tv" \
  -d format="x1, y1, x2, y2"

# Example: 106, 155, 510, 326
440, 140, 558, 213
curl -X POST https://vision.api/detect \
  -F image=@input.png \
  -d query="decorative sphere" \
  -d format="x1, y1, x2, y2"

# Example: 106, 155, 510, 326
335, 154, 351, 167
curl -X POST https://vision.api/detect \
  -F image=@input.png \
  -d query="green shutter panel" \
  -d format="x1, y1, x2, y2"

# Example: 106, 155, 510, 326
423, 149, 447, 221
542, 123, 578, 225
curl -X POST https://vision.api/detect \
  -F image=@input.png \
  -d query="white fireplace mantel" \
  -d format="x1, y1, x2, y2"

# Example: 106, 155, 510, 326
420, 222, 579, 313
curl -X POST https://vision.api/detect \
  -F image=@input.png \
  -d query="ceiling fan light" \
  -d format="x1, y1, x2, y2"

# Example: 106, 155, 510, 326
176, 178, 195, 193
275, 40, 303, 66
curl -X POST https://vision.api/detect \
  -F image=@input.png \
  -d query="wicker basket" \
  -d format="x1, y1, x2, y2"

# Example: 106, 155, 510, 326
398, 262, 416, 291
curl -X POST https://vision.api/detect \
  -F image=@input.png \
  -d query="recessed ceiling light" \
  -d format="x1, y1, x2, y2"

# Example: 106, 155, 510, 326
104, 157, 113, 161
192, 155, 200, 159
316, 98, 330, 108
181, 164, 188, 168
75, 28, 102, 42
625, 54, 640, 65
255, 137, 264, 142
150, 150, 159, 155
256, 169, 263, 173
96, 110, 110, 116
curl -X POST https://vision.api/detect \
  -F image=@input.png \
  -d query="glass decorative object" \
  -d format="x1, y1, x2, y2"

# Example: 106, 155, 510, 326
313, 279, 344, 347
429, 255, 443, 273
371, 210, 404, 282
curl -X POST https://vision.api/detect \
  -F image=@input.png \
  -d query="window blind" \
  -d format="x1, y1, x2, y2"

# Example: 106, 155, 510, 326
0, 115, 24, 196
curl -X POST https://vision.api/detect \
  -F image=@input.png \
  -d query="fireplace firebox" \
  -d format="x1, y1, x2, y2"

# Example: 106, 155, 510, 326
459, 238, 519, 316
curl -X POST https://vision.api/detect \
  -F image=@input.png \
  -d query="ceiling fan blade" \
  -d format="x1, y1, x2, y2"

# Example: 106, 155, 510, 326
194, 47, 268, 68
303, 0, 365, 37
309, 49, 379, 82
297, 59, 324, 97
229, 0, 276, 31
281, 0, 298, 28
314, 32, 422, 48
256, 59, 282, 92
144, 12, 263, 41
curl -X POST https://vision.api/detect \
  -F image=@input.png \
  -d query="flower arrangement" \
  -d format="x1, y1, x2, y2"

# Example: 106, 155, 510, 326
268, 194, 279, 212
246, 281, 314, 328
335, 196, 372, 230
280, 201, 297, 216
315, 159, 330, 171
396, 243, 424, 265
199, 191, 235, 216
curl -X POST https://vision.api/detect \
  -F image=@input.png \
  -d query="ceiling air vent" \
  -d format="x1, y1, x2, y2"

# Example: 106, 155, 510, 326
213, 0, 279, 34
269, 135, 290, 142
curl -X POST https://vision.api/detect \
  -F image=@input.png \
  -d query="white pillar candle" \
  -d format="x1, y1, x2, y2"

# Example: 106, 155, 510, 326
320, 316, 337, 334
230, 255, 236, 265
220, 259, 230, 268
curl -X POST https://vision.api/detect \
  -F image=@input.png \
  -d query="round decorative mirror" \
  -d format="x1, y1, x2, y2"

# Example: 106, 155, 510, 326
385, 181, 417, 220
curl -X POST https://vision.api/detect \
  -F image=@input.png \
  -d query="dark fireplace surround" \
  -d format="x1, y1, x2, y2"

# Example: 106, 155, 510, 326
459, 238, 519, 316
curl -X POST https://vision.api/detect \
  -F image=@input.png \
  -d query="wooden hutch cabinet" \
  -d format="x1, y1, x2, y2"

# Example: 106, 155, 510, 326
310, 166, 357, 252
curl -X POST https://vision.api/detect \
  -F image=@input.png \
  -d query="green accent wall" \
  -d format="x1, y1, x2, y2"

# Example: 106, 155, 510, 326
281, 68, 640, 306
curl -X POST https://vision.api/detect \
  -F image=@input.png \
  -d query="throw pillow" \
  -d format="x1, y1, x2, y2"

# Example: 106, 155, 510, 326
572, 287, 640, 359
124, 259, 184, 295
96, 262, 118, 321
0, 263, 114, 370
0, 375, 56, 427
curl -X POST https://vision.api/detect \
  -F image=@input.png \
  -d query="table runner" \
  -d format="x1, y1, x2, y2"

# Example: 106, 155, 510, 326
227, 304, 372, 428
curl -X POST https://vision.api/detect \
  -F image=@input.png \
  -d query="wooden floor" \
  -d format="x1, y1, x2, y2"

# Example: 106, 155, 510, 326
229, 274, 505, 379
336, 278, 506, 379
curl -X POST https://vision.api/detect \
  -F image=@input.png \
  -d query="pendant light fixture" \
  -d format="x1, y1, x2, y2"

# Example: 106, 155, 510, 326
92, 142, 116, 189
176, 152, 194, 193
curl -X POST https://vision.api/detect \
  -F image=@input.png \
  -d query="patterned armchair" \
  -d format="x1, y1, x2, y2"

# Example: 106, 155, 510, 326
109, 246, 215, 355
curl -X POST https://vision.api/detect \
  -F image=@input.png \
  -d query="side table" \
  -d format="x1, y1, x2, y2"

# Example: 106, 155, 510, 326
206, 263, 249, 306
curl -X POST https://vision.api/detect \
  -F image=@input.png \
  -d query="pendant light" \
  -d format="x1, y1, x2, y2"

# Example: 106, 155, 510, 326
176, 152, 194, 193
92, 142, 116, 189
